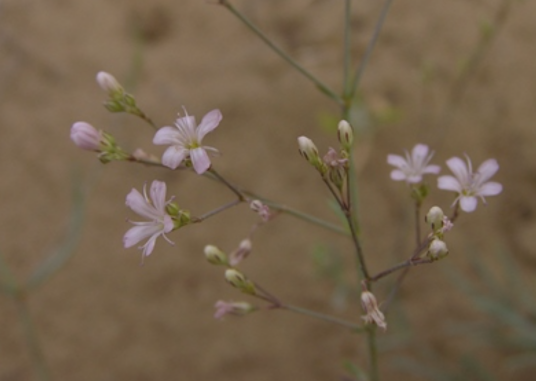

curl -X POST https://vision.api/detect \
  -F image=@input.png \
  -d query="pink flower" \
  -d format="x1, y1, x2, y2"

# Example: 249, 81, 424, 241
153, 108, 222, 174
70, 122, 102, 151
361, 291, 387, 331
387, 144, 441, 183
124, 180, 175, 259
437, 156, 502, 212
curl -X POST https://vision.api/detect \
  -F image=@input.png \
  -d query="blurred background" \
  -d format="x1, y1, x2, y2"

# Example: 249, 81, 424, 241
1, 0, 535, 380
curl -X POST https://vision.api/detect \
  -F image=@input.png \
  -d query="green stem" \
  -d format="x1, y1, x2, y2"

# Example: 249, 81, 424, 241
219, 0, 343, 105
194, 199, 242, 222
367, 326, 380, 381
282, 304, 363, 331
15, 293, 52, 381
350, 0, 393, 98
343, 0, 352, 99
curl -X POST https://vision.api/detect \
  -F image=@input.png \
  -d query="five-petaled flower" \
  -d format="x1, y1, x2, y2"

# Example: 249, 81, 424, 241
153, 108, 222, 174
124, 180, 175, 260
387, 144, 441, 183
437, 156, 502, 213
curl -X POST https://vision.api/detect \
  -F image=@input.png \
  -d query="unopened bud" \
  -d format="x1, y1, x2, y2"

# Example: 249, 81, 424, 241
298, 136, 326, 173
229, 239, 252, 266
70, 122, 103, 151
360, 291, 387, 331
427, 239, 449, 261
96, 71, 123, 95
204, 245, 228, 266
214, 300, 256, 320
337, 120, 354, 151
224, 269, 256, 295
425, 206, 444, 232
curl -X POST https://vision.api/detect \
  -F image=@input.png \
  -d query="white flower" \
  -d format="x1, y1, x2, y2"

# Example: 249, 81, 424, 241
437, 156, 502, 212
123, 180, 175, 259
387, 144, 441, 183
153, 108, 222, 174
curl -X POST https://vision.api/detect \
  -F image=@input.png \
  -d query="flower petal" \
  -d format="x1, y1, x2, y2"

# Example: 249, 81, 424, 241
445, 157, 470, 185
478, 181, 503, 196
123, 224, 161, 248
197, 109, 222, 140
141, 234, 159, 257
423, 164, 441, 174
437, 175, 463, 192
411, 144, 430, 165
153, 126, 182, 145
150, 180, 167, 212
459, 196, 478, 213
476, 159, 499, 183
126, 189, 160, 220
161, 146, 188, 169
190, 147, 211, 174
387, 154, 407, 169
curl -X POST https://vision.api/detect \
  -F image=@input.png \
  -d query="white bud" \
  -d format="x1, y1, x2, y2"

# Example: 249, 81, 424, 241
70, 122, 102, 151
360, 291, 387, 331
96, 71, 123, 95
427, 239, 449, 260
425, 206, 444, 231
225, 269, 256, 295
229, 239, 252, 266
337, 120, 354, 150
204, 245, 228, 266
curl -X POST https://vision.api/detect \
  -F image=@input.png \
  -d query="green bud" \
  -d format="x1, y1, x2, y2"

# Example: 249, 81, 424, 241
224, 269, 256, 295
337, 120, 354, 151
204, 245, 229, 266
297, 136, 326, 174
427, 239, 449, 261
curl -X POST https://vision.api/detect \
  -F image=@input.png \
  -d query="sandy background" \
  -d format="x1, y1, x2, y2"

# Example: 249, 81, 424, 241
1, 0, 536, 380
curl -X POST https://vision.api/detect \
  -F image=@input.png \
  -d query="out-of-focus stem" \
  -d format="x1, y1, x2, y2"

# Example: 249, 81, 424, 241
282, 304, 363, 331
218, 0, 344, 105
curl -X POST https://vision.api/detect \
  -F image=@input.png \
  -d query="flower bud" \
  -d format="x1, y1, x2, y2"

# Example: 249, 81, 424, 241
70, 122, 102, 151
250, 200, 271, 221
337, 120, 354, 151
425, 206, 444, 232
204, 245, 228, 266
214, 300, 256, 320
298, 136, 326, 173
427, 239, 449, 261
360, 291, 387, 331
96, 71, 123, 95
224, 269, 256, 295
229, 239, 252, 267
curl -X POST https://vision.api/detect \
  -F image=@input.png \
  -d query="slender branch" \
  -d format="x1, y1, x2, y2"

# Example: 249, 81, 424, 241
369, 257, 432, 283
15, 294, 52, 381
193, 199, 242, 222
414, 200, 421, 247
208, 168, 245, 200
350, 0, 394, 97
281, 304, 363, 331
343, 0, 352, 99
367, 326, 380, 381
218, 0, 343, 105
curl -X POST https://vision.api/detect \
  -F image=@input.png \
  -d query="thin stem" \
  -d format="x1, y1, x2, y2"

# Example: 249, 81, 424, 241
15, 294, 52, 381
414, 201, 421, 247
369, 257, 432, 283
367, 327, 380, 381
282, 304, 363, 331
208, 168, 245, 200
350, 0, 394, 98
343, 0, 352, 98
194, 199, 242, 222
218, 0, 343, 105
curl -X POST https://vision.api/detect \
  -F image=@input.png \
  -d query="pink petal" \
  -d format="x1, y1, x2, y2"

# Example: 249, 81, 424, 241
411, 144, 430, 163
126, 189, 160, 220
149, 180, 167, 212
437, 175, 462, 192
387, 154, 406, 168
190, 147, 211, 174
479, 182, 503, 196
162, 146, 188, 169
196, 109, 222, 140
476, 159, 499, 183
446, 157, 470, 184
153, 126, 182, 145
423, 165, 441, 174
123, 224, 161, 248
459, 196, 477, 213
390, 170, 407, 181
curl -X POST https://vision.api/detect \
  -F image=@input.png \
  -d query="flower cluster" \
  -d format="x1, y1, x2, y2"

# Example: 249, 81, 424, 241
387, 144, 502, 213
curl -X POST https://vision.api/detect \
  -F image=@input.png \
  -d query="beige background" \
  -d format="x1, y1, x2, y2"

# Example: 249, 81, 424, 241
1, 0, 535, 380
